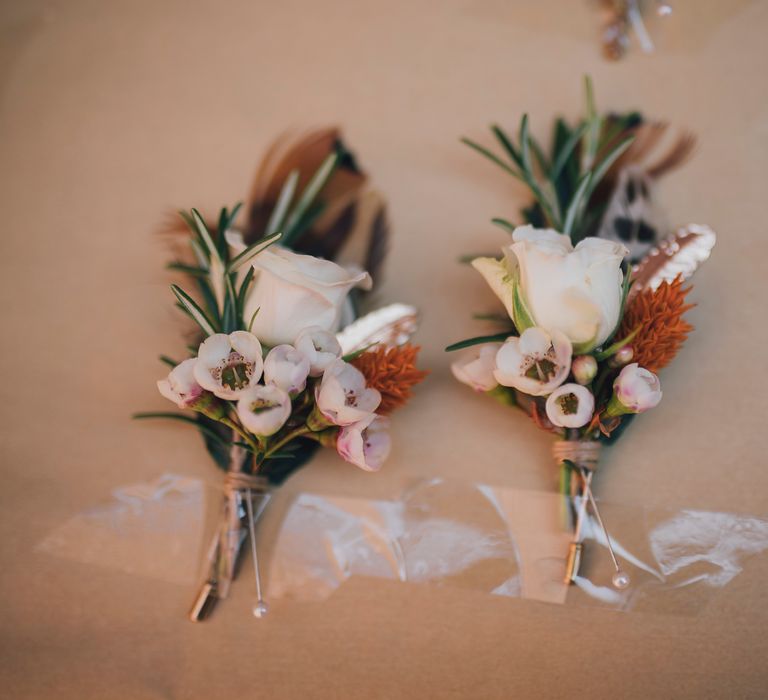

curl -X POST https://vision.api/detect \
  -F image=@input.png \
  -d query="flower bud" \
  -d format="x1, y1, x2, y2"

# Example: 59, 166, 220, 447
157, 358, 204, 408
571, 355, 597, 385
294, 327, 343, 377
608, 345, 634, 368
606, 363, 662, 416
264, 344, 311, 396
337, 416, 391, 472
451, 343, 501, 392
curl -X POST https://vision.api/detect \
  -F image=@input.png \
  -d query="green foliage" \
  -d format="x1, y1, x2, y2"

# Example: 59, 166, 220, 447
149, 146, 349, 475
445, 331, 515, 352
462, 76, 637, 243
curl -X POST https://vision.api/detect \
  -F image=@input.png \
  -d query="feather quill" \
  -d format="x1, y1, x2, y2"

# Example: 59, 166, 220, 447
630, 223, 716, 295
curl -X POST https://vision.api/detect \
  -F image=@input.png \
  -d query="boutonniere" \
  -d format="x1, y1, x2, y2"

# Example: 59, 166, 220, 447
448, 79, 714, 589
137, 130, 426, 620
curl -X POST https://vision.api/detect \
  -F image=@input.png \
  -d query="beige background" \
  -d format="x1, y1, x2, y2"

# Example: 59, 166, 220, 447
2, 0, 768, 697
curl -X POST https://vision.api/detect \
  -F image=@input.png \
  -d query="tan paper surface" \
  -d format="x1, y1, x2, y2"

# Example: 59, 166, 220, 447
1, 0, 767, 697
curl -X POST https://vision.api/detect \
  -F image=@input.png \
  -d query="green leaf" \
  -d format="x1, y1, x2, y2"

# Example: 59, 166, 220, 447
178, 210, 197, 235
488, 385, 517, 407
602, 263, 634, 345
221, 273, 239, 334
491, 217, 516, 234
236, 265, 255, 317
529, 136, 550, 175
171, 284, 217, 336
582, 75, 602, 171
572, 334, 601, 356
194, 276, 221, 325
189, 238, 208, 268
519, 114, 532, 175
166, 262, 207, 277
227, 231, 282, 272
342, 344, 376, 362
472, 312, 514, 324
283, 151, 339, 240
196, 413, 235, 469
283, 201, 325, 246
458, 252, 498, 264
247, 306, 260, 333
445, 332, 514, 352
190, 209, 221, 262
583, 135, 634, 201
490, 124, 523, 169
265, 170, 299, 236
461, 137, 523, 181
159, 355, 178, 367
511, 273, 536, 332
549, 122, 587, 183
132, 412, 232, 450
218, 203, 243, 239
562, 172, 592, 238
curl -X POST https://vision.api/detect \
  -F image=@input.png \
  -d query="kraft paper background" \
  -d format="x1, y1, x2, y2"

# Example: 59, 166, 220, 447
1, 0, 767, 697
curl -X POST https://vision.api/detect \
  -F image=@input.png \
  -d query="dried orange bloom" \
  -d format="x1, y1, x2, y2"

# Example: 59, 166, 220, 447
351, 345, 428, 415
618, 275, 694, 373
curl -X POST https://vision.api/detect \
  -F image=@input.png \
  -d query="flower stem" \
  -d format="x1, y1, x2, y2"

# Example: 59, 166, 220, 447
219, 416, 260, 452
264, 425, 314, 459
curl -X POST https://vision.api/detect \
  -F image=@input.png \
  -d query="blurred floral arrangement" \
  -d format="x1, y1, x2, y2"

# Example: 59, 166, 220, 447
448, 79, 714, 589
597, 0, 673, 60
136, 130, 426, 620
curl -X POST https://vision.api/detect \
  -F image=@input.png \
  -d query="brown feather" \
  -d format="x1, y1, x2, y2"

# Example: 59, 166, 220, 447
245, 127, 367, 244
646, 131, 697, 178
630, 224, 716, 295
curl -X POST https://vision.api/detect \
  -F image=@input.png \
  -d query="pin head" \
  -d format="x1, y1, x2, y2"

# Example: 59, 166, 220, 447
252, 601, 269, 618
612, 571, 631, 589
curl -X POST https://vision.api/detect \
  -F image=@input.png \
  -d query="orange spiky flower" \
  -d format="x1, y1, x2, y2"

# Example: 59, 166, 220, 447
618, 275, 694, 373
351, 345, 428, 415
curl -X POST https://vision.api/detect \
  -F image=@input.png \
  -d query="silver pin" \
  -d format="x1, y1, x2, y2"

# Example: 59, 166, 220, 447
579, 468, 630, 590
245, 488, 269, 618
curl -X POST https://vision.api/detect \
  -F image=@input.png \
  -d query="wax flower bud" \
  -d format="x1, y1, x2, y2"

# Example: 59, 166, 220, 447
263, 344, 311, 396
571, 355, 598, 385
607, 363, 662, 416
451, 343, 501, 392
608, 345, 634, 368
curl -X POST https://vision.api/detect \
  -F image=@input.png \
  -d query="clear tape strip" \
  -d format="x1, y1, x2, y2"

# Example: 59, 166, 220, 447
36, 474, 768, 616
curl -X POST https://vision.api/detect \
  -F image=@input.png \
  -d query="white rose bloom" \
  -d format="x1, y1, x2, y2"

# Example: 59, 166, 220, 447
315, 359, 381, 426
336, 415, 391, 472
451, 343, 502, 392
243, 246, 372, 347
472, 226, 628, 352
545, 383, 595, 429
263, 344, 311, 396
193, 331, 264, 400
612, 363, 662, 413
157, 358, 204, 408
236, 384, 291, 437
493, 327, 572, 397
294, 326, 343, 377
